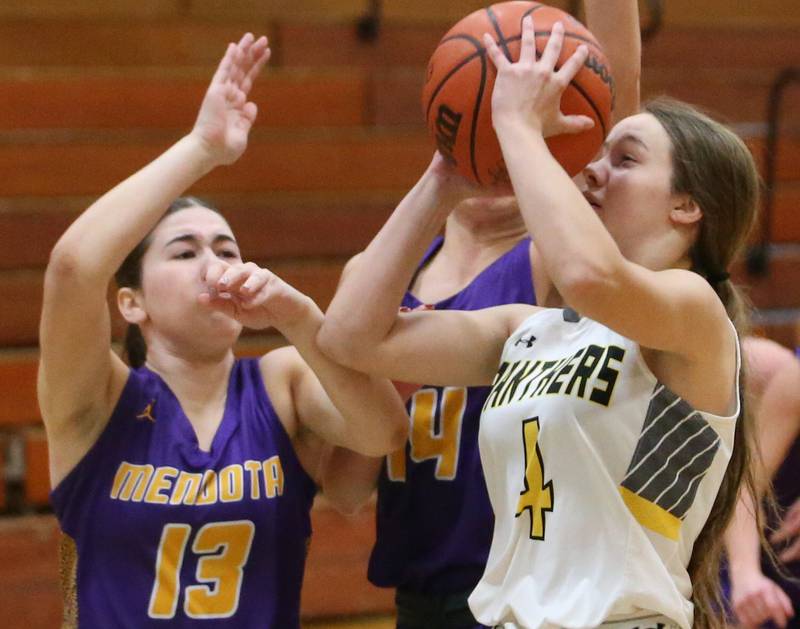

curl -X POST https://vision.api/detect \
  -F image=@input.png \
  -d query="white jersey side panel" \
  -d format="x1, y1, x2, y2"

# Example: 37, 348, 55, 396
469, 309, 739, 629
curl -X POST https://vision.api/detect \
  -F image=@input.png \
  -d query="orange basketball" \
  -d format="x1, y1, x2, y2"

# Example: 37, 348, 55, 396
422, 1, 614, 185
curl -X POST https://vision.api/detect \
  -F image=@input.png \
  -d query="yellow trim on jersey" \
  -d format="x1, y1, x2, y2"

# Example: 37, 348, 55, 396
619, 486, 681, 541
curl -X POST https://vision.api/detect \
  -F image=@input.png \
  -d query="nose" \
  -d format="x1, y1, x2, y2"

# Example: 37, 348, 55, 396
200, 248, 225, 282
582, 158, 606, 188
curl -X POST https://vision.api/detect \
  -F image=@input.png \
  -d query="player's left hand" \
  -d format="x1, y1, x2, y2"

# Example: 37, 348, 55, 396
191, 33, 270, 167
484, 15, 594, 138
200, 259, 312, 331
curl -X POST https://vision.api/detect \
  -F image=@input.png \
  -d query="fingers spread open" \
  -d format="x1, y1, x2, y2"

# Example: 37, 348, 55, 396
518, 14, 537, 65
539, 20, 564, 70
557, 44, 588, 85
482, 33, 509, 70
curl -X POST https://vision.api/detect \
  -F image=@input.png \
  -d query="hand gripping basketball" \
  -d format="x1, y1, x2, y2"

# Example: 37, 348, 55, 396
484, 17, 594, 138
421, 1, 613, 185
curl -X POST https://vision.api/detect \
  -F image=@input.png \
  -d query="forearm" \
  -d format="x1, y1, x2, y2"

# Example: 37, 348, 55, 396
318, 168, 454, 366
284, 301, 409, 456
49, 134, 216, 283
584, 0, 641, 123
495, 120, 624, 303
725, 491, 765, 579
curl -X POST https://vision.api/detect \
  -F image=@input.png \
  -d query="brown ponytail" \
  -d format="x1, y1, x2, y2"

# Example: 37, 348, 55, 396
645, 98, 764, 629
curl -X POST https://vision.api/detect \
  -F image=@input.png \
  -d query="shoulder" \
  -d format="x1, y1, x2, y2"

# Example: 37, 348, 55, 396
495, 303, 545, 337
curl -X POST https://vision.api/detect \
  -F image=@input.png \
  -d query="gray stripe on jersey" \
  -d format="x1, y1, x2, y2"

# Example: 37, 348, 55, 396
621, 383, 721, 519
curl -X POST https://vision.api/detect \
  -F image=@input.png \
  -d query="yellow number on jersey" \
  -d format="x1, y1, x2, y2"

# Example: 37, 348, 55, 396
516, 417, 554, 540
386, 387, 466, 482
148, 520, 255, 619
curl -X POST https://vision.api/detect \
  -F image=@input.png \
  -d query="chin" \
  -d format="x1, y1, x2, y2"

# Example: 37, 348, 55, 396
458, 195, 518, 216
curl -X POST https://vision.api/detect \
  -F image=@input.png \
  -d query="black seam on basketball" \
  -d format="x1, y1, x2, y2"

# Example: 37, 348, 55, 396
470, 50, 488, 183
502, 31, 604, 54
439, 33, 488, 48
569, 79, 607, 137
425, 34, 485, 122
486, 7, 512, 61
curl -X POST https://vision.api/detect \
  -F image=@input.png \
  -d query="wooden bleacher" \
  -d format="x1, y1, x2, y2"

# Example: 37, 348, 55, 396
0, 1, 798, 626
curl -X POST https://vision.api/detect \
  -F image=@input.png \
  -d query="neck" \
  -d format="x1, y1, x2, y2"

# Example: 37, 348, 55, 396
442, 199, 527, 261
144, 342, 235, 409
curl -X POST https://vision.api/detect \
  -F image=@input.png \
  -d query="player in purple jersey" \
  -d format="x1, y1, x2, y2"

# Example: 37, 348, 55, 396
322, 3, 641, 627
38, 34, 408, 628
724, 337, 800, 628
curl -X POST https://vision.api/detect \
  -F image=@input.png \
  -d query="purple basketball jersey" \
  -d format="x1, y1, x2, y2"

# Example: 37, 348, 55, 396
368, 236, 536, 594
50, 358, 316, 628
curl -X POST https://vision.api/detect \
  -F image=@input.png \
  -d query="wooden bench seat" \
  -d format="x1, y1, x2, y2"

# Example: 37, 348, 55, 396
0, 71, 367, 130
0, 194, 397, 270
0, 130, 433, 197
0, 257, 346, 346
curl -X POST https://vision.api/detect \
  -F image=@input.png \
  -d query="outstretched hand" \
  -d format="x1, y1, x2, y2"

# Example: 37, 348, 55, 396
192, 33, 271, 166
483, 16, 593, 138
199, 259, 312, 333
731, 570, 794, 629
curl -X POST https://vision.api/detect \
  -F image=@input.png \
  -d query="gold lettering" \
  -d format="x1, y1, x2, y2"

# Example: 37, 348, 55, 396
263, 456, 284, 498
110, 462, 154, 502
219, 464, 244, 503
145, 466, 178, 504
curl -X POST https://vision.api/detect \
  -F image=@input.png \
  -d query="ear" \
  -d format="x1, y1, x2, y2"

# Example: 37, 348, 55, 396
117, 287, 148, 325
670, 195, 702, 226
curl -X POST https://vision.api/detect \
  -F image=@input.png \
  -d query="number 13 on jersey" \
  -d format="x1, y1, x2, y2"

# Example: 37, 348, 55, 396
386, 387, 466, 481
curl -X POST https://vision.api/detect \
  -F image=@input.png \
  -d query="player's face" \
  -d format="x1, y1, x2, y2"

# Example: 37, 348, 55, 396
581, 113, 686, 263
138, 206, 244, 357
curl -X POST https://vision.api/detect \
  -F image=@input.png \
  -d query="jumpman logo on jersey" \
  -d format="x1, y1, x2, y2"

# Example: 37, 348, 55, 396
136, 400, 156, 423
514, 335, 537, 348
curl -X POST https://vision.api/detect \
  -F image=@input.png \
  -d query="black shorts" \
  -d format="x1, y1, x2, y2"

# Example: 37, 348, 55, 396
395, 587, 488, 629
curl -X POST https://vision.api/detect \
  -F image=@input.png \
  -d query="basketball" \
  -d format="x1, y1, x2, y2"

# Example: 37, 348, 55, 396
422, 1, 614, 185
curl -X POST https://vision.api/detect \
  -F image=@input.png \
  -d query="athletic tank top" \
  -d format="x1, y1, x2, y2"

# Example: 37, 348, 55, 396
368, 235, 536, 594
469, 309, 740, 628
50, 358, 316, 628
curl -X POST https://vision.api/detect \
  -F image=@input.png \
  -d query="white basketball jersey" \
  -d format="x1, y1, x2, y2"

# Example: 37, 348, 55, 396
469, 309, 740, 629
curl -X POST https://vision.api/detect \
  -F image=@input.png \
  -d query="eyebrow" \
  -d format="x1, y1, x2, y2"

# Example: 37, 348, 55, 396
604, 133, 649, 151
164, 233, 238, 248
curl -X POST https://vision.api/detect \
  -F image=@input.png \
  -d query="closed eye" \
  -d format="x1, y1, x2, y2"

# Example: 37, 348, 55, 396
173, 250, 196, 260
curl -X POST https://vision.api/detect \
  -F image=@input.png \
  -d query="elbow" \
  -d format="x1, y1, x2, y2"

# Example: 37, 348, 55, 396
354, 426, 407, 458
45, 241, 93, 290
554, 259, 619, 312
352, 410, 409, 458
323, 489, 371, 517
317, 319, 370, 371
385, 417, 409, 453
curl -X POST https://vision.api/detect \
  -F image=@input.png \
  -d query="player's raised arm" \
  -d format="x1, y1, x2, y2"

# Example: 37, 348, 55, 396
38, 34, 269, 484
584, 0, 640, 123
318, 154, 532, 387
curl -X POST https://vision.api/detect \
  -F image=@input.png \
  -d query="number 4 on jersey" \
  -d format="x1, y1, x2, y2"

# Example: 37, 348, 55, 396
386, 387, 466, 482
516, 417, 554, 540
